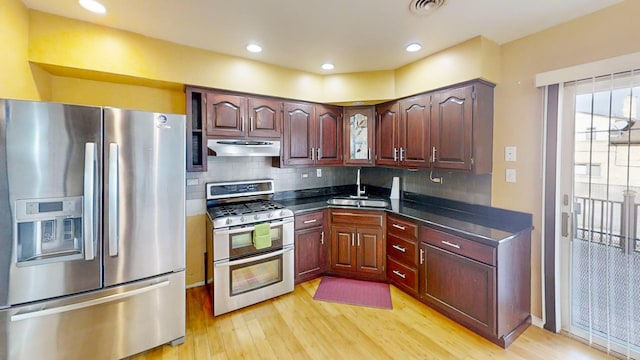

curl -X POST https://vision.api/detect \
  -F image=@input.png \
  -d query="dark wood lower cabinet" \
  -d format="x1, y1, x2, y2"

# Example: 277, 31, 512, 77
418, 226, 531, 348
421, 244, 496, 336
294, 211, 327, 284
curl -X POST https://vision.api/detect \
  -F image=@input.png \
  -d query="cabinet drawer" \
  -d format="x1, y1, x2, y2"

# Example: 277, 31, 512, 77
420, 227, 496, 266
387, 256, 418, 293
330, 210, 383, 227
387, 214, 418, 240
386, 234, 417, 266
295, 211, 324, 230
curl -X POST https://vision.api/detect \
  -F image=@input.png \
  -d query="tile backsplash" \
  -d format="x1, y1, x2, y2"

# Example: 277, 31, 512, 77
186, 156, 491, 206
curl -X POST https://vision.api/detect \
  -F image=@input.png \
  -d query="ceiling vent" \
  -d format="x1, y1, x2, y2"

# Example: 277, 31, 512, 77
409, 0, 446, 16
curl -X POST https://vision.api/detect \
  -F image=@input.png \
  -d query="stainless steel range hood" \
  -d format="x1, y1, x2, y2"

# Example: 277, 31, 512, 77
207, 139, 281, 157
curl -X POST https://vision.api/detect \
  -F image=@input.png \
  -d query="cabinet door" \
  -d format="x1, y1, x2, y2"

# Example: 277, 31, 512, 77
283, 102, 315, 166
330, 226, 357, 273
344, 106, 374, 165
431, 85, 473, 171
315, 105, 342, 165
247, 97, 282, 138
399, 95, 430, 168
375, 102, 399, 167
356, 227, 384, 276
206, 93, 246, 137
295, 226, 326, 284
421, 243, 496, 336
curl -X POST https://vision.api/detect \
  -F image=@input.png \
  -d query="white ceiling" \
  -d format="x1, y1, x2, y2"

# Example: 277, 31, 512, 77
22, 0, 624, 74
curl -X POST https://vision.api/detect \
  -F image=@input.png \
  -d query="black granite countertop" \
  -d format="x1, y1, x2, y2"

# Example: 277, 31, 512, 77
275, 186, 533, 246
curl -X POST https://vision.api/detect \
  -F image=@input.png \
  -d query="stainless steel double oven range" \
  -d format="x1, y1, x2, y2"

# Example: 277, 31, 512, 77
205, 179, 294, 316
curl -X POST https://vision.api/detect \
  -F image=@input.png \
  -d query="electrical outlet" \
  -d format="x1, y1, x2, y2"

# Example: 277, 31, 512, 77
506, 168, 517, 183
301, 173, 309, 178
505, 146, 517, 162
316, 168, 322, 177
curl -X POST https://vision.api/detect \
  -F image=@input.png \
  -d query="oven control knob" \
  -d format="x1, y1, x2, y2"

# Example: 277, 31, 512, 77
226, 218, 232, 225
253, 214, 259, 221
279, 210, 286, 217
268, 212, 274, 218
240, 216, 245, 222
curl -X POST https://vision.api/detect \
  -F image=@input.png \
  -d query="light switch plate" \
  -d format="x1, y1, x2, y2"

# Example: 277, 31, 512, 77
316, 168, 322, 177
505, 146, 517, 162
506, 168, 517, 183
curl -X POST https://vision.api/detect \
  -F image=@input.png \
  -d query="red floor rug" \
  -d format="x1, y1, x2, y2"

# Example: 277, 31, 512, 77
313, 276, 392, 309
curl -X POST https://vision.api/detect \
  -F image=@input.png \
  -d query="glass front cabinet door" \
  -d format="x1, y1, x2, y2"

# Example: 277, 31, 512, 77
344, 106, 375, 166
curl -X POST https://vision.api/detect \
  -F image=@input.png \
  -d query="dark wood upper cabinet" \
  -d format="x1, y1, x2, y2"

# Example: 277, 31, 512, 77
375, 96, 430, 169
206, 93, 246, 138
247, 97, 282, 138
282, 101, 315, 166
344, 106, 375, 166
431, 81, 494, 174
399, 95, 430, 168
315, 105, 342, 165
375, 101, 400, 167
186, 88, 208, 172
279, 102, 342, 167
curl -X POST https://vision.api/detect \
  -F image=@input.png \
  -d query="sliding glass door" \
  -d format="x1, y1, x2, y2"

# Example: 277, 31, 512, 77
559, 71, 640, 358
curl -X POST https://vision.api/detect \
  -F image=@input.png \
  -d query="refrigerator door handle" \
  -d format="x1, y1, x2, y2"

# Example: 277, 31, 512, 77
108, 143, 119, 257
10, 280, 170, 322
83, 142, 97, 261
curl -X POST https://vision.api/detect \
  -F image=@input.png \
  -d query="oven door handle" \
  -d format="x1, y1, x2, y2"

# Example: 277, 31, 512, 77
214, 218, 293, 236
215, 247, 293, 267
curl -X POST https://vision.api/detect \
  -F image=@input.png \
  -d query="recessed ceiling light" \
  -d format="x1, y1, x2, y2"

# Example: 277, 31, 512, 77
78, 0, 106, 14
405, 43, 422, 52
321, 63, 335, 70
246, 44, 263, 53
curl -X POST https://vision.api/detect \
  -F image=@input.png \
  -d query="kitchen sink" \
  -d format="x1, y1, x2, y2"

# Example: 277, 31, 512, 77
327, 198, 389, 208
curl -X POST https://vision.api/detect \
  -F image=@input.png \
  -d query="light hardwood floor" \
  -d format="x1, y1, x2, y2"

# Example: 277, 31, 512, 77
130, 278, 614, 360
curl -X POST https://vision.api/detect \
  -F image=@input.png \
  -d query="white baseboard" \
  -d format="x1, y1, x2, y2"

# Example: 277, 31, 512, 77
186, 281, 204, 289
531, 315, 544, 328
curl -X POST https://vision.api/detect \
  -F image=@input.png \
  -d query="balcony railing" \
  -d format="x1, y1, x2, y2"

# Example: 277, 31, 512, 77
574, 194, 639, 253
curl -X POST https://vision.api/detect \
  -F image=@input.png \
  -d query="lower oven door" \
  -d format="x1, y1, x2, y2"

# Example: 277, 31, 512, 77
213, 245, 294, 316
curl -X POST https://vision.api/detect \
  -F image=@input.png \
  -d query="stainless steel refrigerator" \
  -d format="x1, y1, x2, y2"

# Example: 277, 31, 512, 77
0, 100, 186, 360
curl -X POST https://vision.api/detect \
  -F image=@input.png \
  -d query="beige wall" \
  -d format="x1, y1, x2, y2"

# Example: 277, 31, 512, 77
492, 0, 640, 319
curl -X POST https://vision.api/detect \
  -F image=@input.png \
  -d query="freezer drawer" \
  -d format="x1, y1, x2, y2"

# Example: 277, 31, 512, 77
0, 271, 185, 360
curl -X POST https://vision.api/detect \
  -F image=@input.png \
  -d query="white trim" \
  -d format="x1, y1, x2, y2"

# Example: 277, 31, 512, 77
540, 86, 548, 327
535, 51, 640, 87
532, 315, 545, 328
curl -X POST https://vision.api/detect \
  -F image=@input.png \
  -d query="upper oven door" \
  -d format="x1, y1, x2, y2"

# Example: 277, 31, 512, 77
213, 218, 293, 261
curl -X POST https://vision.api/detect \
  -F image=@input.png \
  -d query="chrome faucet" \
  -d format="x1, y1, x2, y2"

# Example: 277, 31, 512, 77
354, 168, 367, 198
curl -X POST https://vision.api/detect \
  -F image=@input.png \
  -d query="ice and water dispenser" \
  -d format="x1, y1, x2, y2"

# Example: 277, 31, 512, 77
15, 197, 84, 265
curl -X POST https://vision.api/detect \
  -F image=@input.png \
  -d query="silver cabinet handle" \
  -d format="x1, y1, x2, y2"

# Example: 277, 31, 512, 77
431, 146, 437, 162
441, 240, 461, 249
392, 270, 406, 279
357, 233, 360, 247
241, 116, 245, 132
303, 219, 317, 224
108, 143, 119, 257
400, 147, 405, 162
368, 147, 371, 161
393, 147, 398, 161
250, 116, 254, 132
352, 233, 355, 247
392, 223, 406, 231
83, 142, 97, 261
420, 248, 425, 264
392, 244, 406, 253
311, 148, 315, 161
321, 231, 324, 245
11, 280, 170, 322
317, 148, 322, 160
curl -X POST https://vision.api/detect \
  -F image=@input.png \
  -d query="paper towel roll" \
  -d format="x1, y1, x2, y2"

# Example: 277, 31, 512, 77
390, 177, 400, 199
